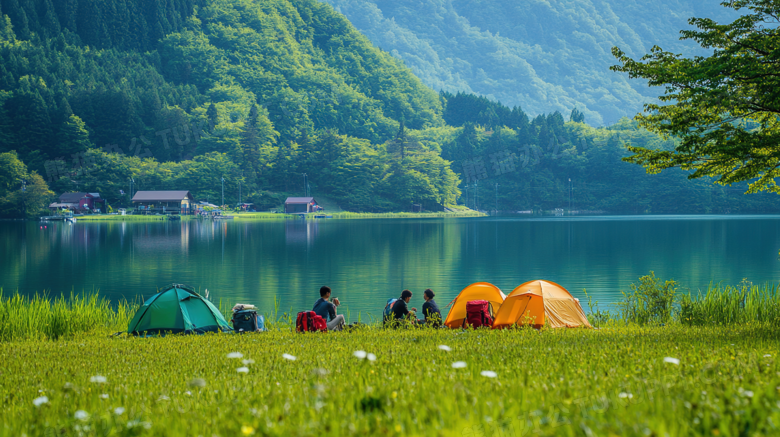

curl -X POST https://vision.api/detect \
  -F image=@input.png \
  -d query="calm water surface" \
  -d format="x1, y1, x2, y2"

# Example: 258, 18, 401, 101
2, 215, 779, 319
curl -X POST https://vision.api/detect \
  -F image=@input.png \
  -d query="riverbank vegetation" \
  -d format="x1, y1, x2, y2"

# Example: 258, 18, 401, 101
3, 274, 778, 342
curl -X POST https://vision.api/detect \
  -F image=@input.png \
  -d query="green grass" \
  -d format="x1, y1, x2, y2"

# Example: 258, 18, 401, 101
584, 274, 780, 328
1, 325, 779, 436
3, 283, 780, 436
316, 211, 486, 219
0, 290, 136, 341
233, 212, 295, 219
74, 215, 190, 222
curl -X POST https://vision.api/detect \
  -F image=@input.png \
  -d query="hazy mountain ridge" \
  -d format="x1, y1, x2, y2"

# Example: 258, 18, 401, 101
322, 0, 736, 125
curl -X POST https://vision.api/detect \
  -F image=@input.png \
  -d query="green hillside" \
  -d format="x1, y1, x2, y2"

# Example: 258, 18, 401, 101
0, 0, 459, 212
321, 0, 736, 126
0, 0, 776, 217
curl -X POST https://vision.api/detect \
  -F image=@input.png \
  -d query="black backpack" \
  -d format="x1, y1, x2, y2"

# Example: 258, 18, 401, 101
232, 310, 258, 333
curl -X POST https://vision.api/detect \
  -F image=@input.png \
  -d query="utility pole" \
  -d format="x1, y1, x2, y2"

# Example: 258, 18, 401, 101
303, 173, 308, 197
221, 176, 225, 207
130, 177, 135, 207
21, 179, 26, 217
474, 180, 479, 212
239, 171, 243, 205
495, 183, 499, 216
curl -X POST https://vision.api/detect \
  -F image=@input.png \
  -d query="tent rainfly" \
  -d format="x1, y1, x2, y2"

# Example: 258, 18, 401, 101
443, 282, 506, 329
492, 280, 592, 329
127, 284, 231, 335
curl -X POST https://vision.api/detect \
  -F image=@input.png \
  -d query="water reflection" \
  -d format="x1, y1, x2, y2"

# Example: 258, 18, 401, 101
1, 216, 779, 317
285, 219, 319, 247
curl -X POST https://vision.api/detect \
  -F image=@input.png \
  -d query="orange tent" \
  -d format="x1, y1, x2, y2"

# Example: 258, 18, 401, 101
492, 280, 591, 329
444, 282, 506, 329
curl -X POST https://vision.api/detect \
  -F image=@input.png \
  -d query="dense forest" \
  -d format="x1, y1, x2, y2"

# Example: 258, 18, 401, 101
321, 0, 737, 126
0, 0, 776, 217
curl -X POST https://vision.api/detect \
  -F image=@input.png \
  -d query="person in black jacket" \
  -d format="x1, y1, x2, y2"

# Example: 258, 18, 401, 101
391, 289, 417, 324
421, 288, 442, 327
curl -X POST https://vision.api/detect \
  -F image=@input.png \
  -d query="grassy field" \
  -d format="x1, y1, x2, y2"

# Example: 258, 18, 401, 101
314, 211, 486, 219
2, 280, 779, 436
69, 215, 183, 222
1, 324, 778, 436
70, 210, 485, 221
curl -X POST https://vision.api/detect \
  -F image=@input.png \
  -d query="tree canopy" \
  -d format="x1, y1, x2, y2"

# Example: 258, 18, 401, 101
612, 0, 780, 194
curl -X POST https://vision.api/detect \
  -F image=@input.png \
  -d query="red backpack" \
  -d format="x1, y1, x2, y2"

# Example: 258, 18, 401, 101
465, 300, 493, 328
296, 311, 327, 333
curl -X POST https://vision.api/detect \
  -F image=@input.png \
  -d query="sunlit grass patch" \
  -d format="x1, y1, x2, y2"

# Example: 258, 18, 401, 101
1, 324, 779, 436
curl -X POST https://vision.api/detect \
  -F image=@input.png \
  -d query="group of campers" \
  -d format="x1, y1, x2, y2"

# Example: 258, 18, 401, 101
306, 286, 442, 332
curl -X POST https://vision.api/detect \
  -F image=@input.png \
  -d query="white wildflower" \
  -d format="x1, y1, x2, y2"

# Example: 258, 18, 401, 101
480, 371, 497, 378
114, 407, 125, 415
89, 375, 107, 384
438, 345, 452, 351
452, 361, 467, 369
663, 357, 680, 365
618, 392, 633, 399
282, 354, 296, 361
157, 395, 170, 401
763, 354, 771, 358
242, 359, 255, 365
99, 394, 109, 399
353, 351, 367, 359
74, 410, 89, 421
237, 367, 250, 373
32, 396, 48, 407
226, 352, 244, 359
367, 353, 377, 362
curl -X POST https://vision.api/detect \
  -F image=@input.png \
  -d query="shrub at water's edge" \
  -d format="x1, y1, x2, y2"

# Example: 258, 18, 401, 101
0, 290, 137, 341
585, 275, 780, 327
4, 275, 780, 341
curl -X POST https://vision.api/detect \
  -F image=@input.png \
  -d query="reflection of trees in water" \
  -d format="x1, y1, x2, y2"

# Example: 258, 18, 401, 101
8, 218, 779, 316
285, 220, 319, 246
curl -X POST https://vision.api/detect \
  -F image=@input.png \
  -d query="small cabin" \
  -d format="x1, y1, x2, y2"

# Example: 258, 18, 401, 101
132, 191, 195, 215
49, 192, 104, 212
284, 197, 322, 214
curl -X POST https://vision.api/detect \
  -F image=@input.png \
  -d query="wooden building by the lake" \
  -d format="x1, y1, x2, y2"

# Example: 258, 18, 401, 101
284, 197, 322, 214
132, 191, 195, 215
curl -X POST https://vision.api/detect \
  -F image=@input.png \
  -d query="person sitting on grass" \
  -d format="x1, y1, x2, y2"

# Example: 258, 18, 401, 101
420, 288, 442, 327
391, 289, 417, 325
313, 286, 345, 331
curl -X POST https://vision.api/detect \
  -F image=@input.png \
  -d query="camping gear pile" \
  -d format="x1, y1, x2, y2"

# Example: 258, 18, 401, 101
296, 311, 327, 332
231, 304, 265, 333
443, 280, 591, 329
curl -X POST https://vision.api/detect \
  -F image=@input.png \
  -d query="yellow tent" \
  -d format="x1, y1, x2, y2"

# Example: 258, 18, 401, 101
492, 280, 591, 329
444, 282, 506, 329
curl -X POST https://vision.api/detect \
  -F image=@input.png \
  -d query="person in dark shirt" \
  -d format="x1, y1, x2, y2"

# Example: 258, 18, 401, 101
421, 288, 442, 327
312, 286, 345, 331
391, 289, 417, 324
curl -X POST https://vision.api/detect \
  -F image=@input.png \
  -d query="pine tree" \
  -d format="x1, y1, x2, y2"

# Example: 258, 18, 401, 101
57, 114, 92, 157
570, 108, 585, 123
41, 0, 60, 37
206, 103, 218, 132
5, 0, 30, 40
7, 91, 54, 160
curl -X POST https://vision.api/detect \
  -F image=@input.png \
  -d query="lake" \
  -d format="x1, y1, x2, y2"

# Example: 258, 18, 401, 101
2, 215, 779, 320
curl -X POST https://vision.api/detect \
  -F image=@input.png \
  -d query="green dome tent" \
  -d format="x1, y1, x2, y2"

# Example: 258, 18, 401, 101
127, 284, 231, 335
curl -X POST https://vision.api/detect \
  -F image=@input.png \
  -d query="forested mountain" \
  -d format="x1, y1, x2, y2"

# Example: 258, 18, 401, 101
0, 0, 776, 216
321, 0, 736, 126
0, 0, 459, 212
